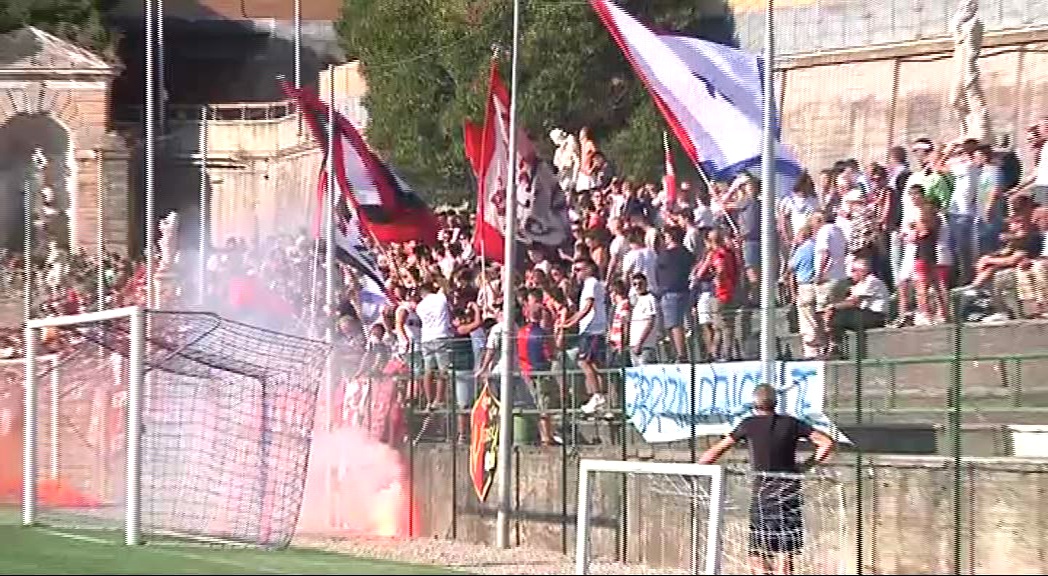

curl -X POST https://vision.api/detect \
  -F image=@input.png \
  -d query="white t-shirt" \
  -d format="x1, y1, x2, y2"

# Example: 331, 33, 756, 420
628, 292, 660, 349
621, 246, 659, 294
484, 321, 517, 377
976, 164, 1002, 219
416, 291, 453, 343
396, 303, 422, 354
610, 194, 628, 219
781, 194, 819, 237
815, 222, 848, 281
936, 213, 954, 266
693, 204, 715, 230
835, 214, 853, 244
850, 275, 889, 314
947, 158, 979, 216
608, 235, 627, 277
578, 276, 607, 334
1037, 142, 1048, 186
684, 225, 703, 256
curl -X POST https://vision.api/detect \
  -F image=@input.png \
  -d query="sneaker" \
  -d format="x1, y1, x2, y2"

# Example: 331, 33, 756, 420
580, 393, 606, 415
952, 284, 982, 298
981, 312, 1010, 323
889, 314, 913, 329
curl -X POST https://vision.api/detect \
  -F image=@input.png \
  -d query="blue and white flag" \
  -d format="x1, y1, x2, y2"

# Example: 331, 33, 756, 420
590, 0, 802, 195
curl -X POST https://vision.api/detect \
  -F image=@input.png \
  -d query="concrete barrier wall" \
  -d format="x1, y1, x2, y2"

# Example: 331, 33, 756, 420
409, 445, 1048, 574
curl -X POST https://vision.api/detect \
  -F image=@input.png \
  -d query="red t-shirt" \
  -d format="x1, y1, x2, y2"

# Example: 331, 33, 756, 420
709, 246, 738, 305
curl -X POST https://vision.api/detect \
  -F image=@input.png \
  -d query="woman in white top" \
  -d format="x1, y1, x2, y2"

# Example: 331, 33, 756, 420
394, 286, 422, 358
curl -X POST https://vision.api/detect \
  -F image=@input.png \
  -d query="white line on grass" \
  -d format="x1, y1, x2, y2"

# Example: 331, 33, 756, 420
38, 528, 114, 546
145, 547, 288, 574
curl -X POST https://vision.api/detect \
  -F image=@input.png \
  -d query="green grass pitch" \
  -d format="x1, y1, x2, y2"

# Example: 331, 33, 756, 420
0, 525, 461, 575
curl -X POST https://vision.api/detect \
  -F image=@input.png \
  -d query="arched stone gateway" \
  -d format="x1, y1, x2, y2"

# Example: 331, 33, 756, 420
0, 27, 131, 256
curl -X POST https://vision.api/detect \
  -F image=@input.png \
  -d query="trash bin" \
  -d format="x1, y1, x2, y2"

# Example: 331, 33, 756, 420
513, 413, 536, 445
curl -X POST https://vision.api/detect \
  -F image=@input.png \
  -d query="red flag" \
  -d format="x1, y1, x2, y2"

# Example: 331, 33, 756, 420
281, 79, 440, 246
662, 131, 677, 206
470, 60, 538, 263
464, 120, 483, 177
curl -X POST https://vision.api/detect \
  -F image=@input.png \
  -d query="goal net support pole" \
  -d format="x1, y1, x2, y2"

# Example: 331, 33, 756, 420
23, 305, 145, 546
574, 459, 726, 575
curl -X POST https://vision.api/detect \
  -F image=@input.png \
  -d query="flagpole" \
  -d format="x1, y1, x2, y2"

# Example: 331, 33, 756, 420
324, 64, 337, 433
495, 0, 521, 550
145, 0, 156, 311
293, 0, 302, 91
156, 0, 166, 135
198, 105, 208, 306
759, 0, 777, 386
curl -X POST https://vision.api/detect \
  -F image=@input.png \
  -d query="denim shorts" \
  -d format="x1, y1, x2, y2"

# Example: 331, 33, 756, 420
660, 291, 688, 329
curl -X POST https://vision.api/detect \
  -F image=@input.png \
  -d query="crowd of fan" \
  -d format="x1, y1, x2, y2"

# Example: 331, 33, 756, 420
4, 119, 1048, 444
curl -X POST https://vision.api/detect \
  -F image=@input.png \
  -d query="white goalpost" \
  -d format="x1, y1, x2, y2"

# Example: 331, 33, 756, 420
22, 305, 145, 546
19, 306, 328, 549
575, 459, 726, 575
574, 459, 850, 575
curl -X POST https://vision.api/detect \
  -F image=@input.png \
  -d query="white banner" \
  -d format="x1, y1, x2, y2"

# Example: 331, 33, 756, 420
624, 361, 849, 443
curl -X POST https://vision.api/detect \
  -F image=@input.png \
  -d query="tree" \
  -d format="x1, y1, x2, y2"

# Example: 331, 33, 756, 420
338, 0, 735, 204
0, 0, 118, 60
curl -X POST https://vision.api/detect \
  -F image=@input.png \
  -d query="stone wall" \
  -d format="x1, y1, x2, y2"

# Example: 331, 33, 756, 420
408, 444, 1048, 574
777, 28, 1048, 172
0, 79, 131, 256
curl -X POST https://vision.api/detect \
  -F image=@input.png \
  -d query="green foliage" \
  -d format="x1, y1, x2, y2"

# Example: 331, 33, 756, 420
338, 0, 733, 204
0, 0, 117, 60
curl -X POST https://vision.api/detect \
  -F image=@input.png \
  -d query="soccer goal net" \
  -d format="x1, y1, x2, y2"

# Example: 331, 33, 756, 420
19, 306, 328, 548
574, 459, 849, 575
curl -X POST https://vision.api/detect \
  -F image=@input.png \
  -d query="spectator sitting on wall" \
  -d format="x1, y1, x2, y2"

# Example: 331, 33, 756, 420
824, 258, 888, 358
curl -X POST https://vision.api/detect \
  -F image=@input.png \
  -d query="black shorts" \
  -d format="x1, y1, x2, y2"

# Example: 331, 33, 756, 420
748, 475, 804, 555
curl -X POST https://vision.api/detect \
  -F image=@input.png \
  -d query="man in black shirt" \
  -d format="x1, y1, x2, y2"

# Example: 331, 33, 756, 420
699, 385, 836, 575
656, 225, 695, 362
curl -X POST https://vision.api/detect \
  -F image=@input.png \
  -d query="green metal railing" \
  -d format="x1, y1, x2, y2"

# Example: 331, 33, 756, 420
339, 298, 1048, 573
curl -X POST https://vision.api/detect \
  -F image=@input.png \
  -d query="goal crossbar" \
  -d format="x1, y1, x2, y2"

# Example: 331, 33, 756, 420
574, 459, 726, 575
22, 305, 144, 546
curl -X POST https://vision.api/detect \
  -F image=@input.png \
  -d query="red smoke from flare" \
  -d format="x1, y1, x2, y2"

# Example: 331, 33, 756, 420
298, 425, 417, 538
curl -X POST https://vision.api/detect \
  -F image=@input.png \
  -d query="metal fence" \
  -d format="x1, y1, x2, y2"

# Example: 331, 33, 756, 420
337, 297, 1048, 574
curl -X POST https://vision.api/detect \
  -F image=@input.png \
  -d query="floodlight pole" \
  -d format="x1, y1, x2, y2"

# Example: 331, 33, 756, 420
759, 0, 778, 387
145, 0, 156, 311
495, 0, 521, 550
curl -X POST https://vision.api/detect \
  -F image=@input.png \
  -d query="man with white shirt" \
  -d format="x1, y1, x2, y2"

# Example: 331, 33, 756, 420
621, 227, 659, 297
416, 278, 453, 410
944, 139, 981, 285
1005, 119, 1048, 205
561, 258, 608, 415
628, 273, 660, 366
812, 211, 850, 336
826, 259, 888, 358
